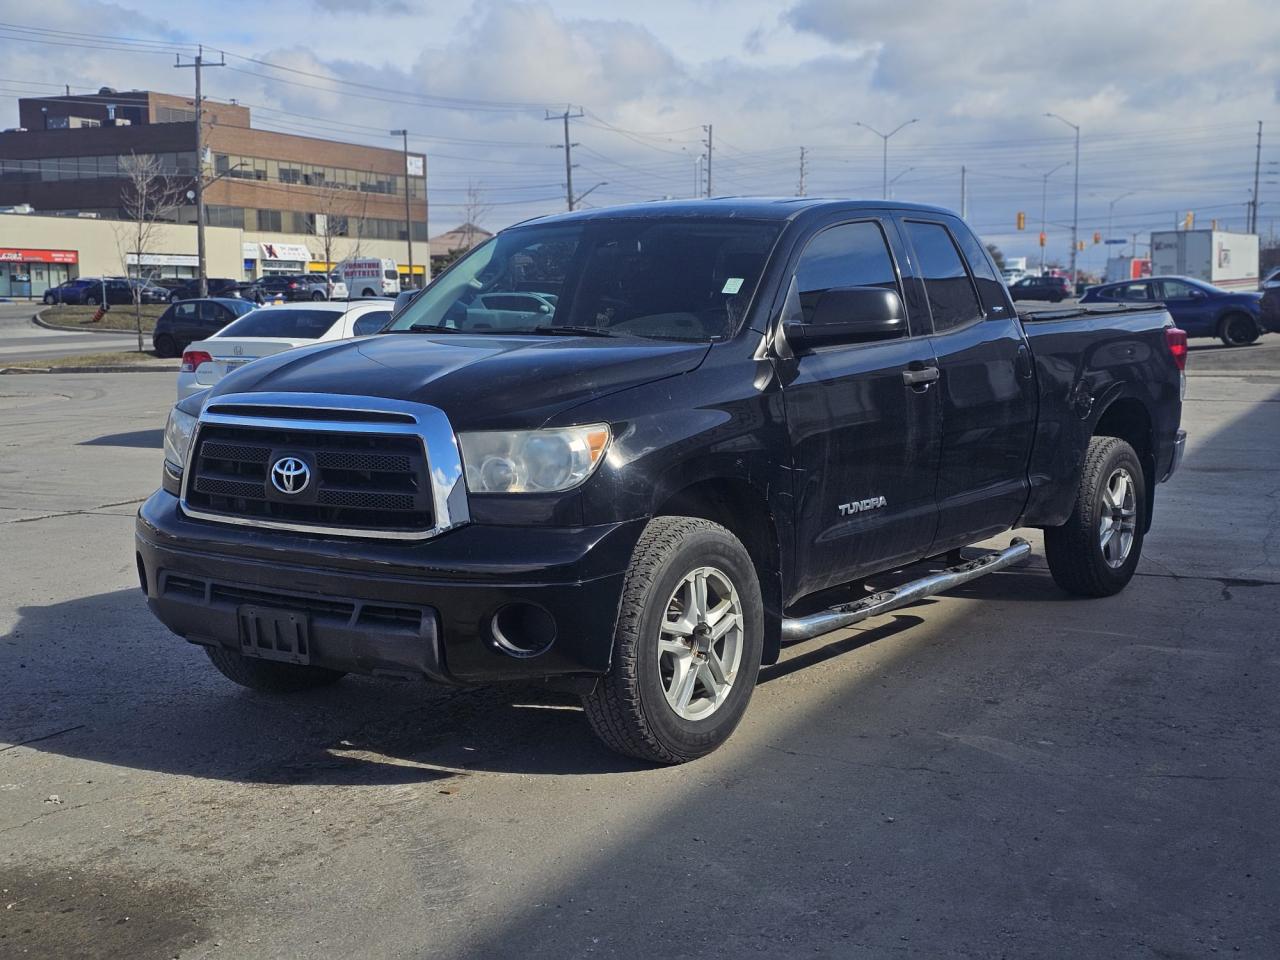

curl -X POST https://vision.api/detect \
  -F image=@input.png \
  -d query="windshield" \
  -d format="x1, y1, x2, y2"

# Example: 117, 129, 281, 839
216, 308, 343, 339
389, 216, 781, 342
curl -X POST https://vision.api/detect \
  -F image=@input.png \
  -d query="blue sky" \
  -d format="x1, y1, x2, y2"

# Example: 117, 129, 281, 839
2, 0, 1278, 271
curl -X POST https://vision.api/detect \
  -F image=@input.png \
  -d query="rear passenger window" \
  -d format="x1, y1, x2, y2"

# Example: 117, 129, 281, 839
904, 221, 983, 332
795, 221, 901, 326
949, 221, 1008, 315
353, 312, 391, 336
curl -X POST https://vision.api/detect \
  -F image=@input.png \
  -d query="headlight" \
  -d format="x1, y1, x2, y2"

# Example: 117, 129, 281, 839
163, 406, 198, 473
459, 424, 611, 494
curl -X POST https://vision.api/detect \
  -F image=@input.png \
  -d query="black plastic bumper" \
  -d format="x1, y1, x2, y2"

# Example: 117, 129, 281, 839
135, 491, 645, 684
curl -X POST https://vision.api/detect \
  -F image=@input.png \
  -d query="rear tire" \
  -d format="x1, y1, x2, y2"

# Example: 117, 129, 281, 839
1044, 436, 1146, 597
311, 290, 324, 300
1219, 312, 1259, 346
85, 294, 98, 306
153, 334, 177, 358
205, 646, 346, 692
582, 517, 763, 764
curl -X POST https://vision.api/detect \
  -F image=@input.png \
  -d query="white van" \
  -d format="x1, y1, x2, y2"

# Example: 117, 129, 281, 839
338, 257, 401, 297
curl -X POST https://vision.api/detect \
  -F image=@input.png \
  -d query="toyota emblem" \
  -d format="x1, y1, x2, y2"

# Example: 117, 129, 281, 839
270, 457, 310, 495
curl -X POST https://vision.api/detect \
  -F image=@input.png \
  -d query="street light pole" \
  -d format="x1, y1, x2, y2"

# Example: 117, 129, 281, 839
887, 166, 916, 200
1046, 112, 1081, 289
1107, 191, 1136, 240
175, 44, 224, 299
855, 119, 919, 199
390, 129, 414, 289
1029, 160, 1071, 274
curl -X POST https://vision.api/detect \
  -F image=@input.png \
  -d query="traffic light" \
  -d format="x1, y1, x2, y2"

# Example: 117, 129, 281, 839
1016, 211, 1026, 230
1077, 240, 1086, 251
1184, 211, 1195, 230
1038, 231, 1046, 247
1093, 231, 1102, 245
1211, 219, 1218, 230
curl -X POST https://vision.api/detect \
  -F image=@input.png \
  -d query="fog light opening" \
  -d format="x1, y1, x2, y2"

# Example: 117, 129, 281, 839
491, 603, 557, 658
136, 553, 148, 595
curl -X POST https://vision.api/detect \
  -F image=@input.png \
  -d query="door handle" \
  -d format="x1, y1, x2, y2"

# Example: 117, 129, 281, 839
902, 365, 940, 386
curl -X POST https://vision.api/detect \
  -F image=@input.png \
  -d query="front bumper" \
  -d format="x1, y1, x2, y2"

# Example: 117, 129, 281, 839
135, 491, 644, 684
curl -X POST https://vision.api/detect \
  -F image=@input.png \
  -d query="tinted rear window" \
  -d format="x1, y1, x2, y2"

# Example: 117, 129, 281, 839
216, 308, 343, 339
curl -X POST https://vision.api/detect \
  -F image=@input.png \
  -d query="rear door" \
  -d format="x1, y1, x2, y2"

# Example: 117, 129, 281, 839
781, 217, 941, 598
169, 301, 201, 343
898, 216, 1038, 552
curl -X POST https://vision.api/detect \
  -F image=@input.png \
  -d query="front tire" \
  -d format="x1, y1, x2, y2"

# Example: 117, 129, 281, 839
1219, 312, 1260, 346
204, 646, 346, 692
582, 517, 763, 764
1044, 436, 1146, 597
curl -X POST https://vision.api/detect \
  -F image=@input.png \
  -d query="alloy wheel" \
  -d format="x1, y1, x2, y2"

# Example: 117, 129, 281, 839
1099, 467, 1137, 568
657, 566, 744, 721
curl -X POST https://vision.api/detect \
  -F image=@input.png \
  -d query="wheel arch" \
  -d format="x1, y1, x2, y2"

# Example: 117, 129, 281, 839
1091, 394, 1156, 531
653, 476, 784, 665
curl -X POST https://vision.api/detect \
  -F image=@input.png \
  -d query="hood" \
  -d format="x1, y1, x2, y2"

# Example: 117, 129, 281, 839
208, 332, 711, 431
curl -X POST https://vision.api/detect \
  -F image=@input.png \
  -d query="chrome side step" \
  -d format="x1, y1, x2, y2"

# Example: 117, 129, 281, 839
780, 538, 1032, 642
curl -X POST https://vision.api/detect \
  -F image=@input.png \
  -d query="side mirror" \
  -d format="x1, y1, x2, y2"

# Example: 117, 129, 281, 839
784, 286, 906, 350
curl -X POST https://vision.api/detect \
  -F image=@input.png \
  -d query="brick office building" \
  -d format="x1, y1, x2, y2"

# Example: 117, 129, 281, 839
0, 88, 427, 295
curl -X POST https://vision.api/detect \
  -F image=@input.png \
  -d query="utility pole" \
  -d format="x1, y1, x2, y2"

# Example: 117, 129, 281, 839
1046, 113, 1081, 289
854, 119, 919, 200
389, 129, 415, 288
797, 146, 807, 197
960, 165, 967, 219
702, 124, 713, 197
1250, 121, 1263, 233
175, 44, 224, 299
546, 106, 583, 211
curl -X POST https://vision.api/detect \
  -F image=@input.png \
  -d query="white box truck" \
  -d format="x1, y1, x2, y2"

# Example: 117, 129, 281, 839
339, 257, 401, 297
1149, 230, 1259, 290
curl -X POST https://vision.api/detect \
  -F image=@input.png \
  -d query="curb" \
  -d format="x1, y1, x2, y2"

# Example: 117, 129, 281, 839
32, 309, 142, 335
1, 364, 175, 375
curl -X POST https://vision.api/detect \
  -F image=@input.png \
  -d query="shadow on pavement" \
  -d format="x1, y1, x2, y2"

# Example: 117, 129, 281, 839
78, 428, 163, 449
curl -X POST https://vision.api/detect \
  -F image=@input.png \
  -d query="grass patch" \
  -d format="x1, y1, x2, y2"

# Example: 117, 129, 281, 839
42, 304, 167, 332
5, 350, 170, 369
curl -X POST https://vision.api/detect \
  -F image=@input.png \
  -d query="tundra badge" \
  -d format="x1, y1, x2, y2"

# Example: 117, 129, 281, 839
838, 496, 888, 517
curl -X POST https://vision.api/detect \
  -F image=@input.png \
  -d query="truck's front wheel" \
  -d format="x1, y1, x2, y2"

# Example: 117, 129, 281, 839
204, 646, 346, 692
583, 517, 763, 764
1044, 436, 1146, 597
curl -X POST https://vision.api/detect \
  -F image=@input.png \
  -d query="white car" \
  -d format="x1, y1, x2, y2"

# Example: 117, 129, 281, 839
176, 301, 394, 400
302, 273, 349, 301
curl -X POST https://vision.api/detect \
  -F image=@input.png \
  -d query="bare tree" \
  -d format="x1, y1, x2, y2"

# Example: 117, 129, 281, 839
116, 153, 186, 352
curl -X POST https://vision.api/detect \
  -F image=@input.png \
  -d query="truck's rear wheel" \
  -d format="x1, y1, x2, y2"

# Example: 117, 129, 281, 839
204, 646, 346, 692
1219, 312, 1260, 346
582, 517, 763, 764
1044, 436, 1146, 597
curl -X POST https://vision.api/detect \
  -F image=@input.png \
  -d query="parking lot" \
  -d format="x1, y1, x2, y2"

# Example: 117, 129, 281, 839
2, 339, 1278, 958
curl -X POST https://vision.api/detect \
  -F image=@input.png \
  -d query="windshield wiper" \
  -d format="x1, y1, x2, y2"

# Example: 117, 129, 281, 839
532, 325, 619, 338
391, 323, 473, 334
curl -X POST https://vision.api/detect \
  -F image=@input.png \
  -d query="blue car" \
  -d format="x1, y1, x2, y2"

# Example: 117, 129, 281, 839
1080, 276, 1266, 346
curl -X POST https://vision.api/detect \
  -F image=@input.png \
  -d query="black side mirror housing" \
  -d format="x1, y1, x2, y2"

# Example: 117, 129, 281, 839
784, 286, 906, 350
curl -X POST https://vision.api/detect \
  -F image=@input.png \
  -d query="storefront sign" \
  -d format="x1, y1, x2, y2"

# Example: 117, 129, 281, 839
259, 242, 312, 261
406, 155, 425, 177
0, 247, 78, 264
126, 253, 199, 267
242, 242, 260, 260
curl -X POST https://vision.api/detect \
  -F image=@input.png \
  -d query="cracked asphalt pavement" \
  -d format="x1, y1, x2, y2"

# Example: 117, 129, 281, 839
2, 339, 1279, 958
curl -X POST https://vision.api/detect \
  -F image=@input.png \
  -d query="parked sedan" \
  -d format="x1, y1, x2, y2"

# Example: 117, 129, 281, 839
43, 278, 99, 304
1009, 275, 1072, 302
151, 297, 257, 358
176, 301, 395, 399
1080, 275, 1266, 346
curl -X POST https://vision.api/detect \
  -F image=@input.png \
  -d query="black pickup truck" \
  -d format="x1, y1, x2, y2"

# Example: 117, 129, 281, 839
137, 199, 1186, 763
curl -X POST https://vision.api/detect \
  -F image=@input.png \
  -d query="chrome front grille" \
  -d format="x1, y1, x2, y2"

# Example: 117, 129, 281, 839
179, 392, 469, 541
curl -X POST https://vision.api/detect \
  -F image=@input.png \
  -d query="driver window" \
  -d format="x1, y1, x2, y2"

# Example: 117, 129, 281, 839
795, 221, 901, 328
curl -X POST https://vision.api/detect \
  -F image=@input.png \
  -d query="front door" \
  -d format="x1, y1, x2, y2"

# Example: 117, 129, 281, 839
898, 216, 1038, 551
781, 219, 941, 600
1154, 278, 1215, 337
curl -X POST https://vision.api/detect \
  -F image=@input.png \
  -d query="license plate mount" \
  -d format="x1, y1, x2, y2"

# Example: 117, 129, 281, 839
238, 606, 311, 665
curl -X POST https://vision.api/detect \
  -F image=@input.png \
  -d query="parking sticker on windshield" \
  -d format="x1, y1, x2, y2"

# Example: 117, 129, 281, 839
721, 277, 744, 294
